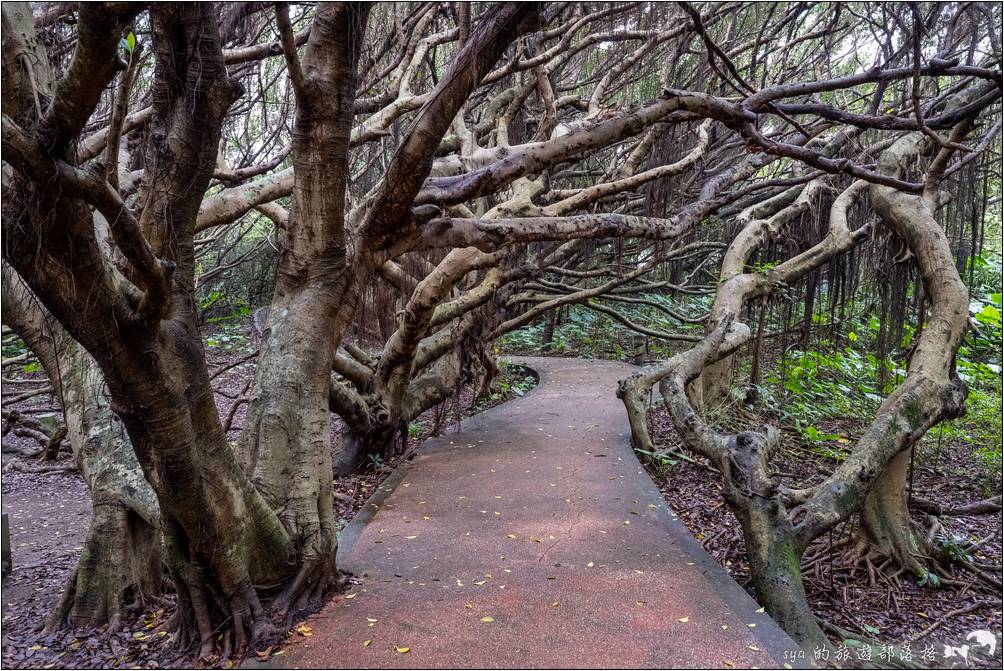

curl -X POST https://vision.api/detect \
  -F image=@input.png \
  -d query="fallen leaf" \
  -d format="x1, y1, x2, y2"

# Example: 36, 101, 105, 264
344, 593, 357, 599
755, 607, 764, 613
586, 561, 594, 567
465, 603, 473, 609
480, 616, 495, 623
748, 645, 760, 651
747, 623, 756, 628
721, 625, 729, 630
724, 662, 735, 668
361, 639, 372, 648
395, 645, 410, 654
551, 602, 560, 607
405, 535, 417, 539
366, 617, 378, 623
506, 533, 517, 539
255, 646, 273, 661
677, 616, 689, 623
295, 624, 314, 637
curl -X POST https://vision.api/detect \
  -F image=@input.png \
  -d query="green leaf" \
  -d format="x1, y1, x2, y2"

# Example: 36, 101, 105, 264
975, 304, 1002, 327
847, 331, 857, 343
126, 31, 137, 53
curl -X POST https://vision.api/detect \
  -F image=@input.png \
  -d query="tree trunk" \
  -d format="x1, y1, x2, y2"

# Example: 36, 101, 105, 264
720, 428, 830, 653
857, 448, 935, 579
542, 310, 556, 349
735, 500, 829, 651
2, 268, 163, 633
241, 283, 356, 611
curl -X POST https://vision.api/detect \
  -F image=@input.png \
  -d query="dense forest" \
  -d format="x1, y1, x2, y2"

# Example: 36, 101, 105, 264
1, 1, 1001, 668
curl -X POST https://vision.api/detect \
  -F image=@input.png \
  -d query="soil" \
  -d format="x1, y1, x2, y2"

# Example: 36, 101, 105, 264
644, 407, 1004, 669
0, 327, 536, 669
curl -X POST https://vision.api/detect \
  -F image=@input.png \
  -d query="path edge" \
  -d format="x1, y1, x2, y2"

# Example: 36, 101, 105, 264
335, 357, 543, 562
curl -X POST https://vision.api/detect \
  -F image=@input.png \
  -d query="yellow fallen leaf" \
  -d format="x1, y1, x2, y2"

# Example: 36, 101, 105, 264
405, 535, 417, 539
721, 624, 729, 630
636, 601, 646, 607
748, 645, 760, 651
474, 579, 486, 586
366, 617, 378, 623
295, 623, 314, 637
551, 602, 560, 607
465, 603, 473, 609
747, 623, 756, 628
587, 561, 594, 567
395, 646, 410, 653
633, 570, 644, 574
506, 534, 517, 539
480, 616, 495, 623
363, 640, 372, 647
344, 593, 357, 599
423, 515, 431, 520
724, 662, 735, 668
677, 616, 689, 623
755, 607, 764, 613
374, 539, 383, 544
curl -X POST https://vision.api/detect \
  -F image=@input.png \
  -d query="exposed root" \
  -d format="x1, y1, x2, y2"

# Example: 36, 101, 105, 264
42, 503, 161, 635
272, 554, 346, 625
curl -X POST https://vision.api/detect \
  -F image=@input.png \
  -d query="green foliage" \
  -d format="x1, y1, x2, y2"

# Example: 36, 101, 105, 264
499, 297, 707, 360
204, 321, 252, 353
471, 361, 537, 412
768, 345, 885, 434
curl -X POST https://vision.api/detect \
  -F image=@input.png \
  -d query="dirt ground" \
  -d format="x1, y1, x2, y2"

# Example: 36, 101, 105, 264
0, 334, 535, 669
646, 409, 1003, 669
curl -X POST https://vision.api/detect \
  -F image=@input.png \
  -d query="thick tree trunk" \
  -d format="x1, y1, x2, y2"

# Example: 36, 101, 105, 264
2, 269, 163, 633
857, 448, 935, 579
735, 501, 828, 650
241, 284, 355, 611
719, 427, 830, 653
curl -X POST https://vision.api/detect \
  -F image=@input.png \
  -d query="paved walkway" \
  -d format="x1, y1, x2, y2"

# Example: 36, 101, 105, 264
275, 358, 802, 668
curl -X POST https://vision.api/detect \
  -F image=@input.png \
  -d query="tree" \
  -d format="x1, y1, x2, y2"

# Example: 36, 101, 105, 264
2, 0, 999, 660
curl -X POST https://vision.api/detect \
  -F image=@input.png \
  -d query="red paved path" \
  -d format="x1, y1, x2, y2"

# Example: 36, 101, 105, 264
274, 358, 804, 669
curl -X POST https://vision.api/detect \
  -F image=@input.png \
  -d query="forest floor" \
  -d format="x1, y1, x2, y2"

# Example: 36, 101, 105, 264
0, 328, 535, 670
646, 408, 1003, 669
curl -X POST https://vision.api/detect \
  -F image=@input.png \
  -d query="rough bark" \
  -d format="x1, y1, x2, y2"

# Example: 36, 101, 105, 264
851, 121, 976, 581
2, 268, 162, 633
2, 4, 294, 658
